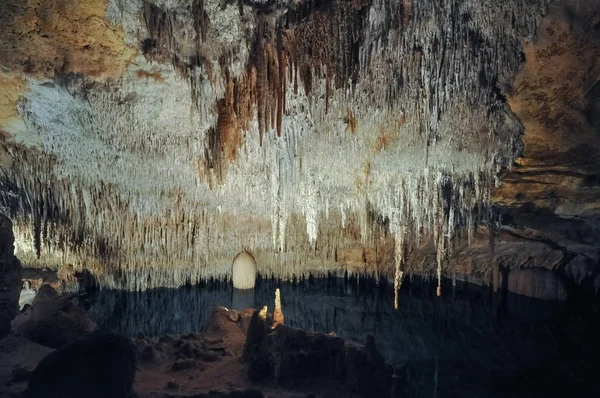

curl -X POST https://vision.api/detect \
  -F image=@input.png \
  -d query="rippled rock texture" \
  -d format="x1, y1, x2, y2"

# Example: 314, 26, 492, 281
0, 0, 597, 292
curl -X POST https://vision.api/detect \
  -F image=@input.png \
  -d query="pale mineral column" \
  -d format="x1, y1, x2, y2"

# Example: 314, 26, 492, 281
232, 251, 257, 289
273, 288, 284, 327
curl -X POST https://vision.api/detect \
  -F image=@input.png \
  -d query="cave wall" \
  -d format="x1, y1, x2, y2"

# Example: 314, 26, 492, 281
466, 0, 600, 299
0, 215, 22, 337
1, 0, 596, 293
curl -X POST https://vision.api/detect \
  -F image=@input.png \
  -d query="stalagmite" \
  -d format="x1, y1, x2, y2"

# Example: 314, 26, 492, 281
273, 288, 284, 328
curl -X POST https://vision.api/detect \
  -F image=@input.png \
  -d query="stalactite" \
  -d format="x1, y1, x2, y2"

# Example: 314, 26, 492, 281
393, 233, 404, 309
0, 0, 551, 290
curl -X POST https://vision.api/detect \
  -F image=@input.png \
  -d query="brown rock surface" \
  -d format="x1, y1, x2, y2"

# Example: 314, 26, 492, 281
0, 0, 135, 133
489, 0, 600, 295
11, 284, 97, 348
0, 0, 135, 79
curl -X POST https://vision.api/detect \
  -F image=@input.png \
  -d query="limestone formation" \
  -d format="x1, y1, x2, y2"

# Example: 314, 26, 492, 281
0, 0, 596, 295
232, 251, 257, 289
273, 288, 284, 327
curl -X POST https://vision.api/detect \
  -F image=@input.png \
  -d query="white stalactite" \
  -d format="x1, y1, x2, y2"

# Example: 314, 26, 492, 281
0, 0, 550, 290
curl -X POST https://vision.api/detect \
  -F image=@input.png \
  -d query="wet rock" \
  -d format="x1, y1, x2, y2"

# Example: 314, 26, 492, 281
0, 215, 22, 338
11, 284, 97, 348
171, 358, 197, 371
26, 331, 137, 398
507, 268, 568, 301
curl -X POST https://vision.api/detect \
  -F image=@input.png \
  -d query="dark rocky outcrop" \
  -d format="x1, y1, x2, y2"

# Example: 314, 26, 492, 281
0, 214, 22, 338
11, 284, 97, 348
244, 316, 394, 397
26, 331, 138, 398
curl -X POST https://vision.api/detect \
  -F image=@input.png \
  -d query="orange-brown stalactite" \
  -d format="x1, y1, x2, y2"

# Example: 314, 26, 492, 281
325, 68, 332, 115
135, 69, 165, 82
254, 35, 267, 145
282, 50, 287, 116
345, 109, 357, 134
398, 0, 412, 30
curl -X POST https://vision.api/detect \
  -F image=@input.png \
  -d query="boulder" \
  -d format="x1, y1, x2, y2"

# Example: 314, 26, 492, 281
26, 331, 138, 398
268, 325, 346, 384
0, 214, 22, 338
243, 322, 393, 396
11, 284, 97, 348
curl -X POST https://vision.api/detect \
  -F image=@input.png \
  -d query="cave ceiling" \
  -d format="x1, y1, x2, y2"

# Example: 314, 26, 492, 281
0, 0, 598, 292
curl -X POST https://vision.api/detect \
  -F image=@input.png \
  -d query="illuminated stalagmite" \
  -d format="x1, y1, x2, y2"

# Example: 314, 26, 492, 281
0, 0, 556, 290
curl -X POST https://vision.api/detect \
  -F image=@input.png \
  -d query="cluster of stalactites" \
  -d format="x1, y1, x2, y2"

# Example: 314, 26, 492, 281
383, 169, 491, 301
0, 0, 550, 290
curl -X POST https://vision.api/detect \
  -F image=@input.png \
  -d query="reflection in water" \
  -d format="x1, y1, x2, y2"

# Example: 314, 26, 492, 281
81, 277, 599, 397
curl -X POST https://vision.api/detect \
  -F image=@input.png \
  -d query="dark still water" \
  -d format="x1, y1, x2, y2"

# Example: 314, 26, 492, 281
80, 278, 600, 397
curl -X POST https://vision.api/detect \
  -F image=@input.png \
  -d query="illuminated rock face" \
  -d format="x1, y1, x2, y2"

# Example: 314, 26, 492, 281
0, 0, 597, 291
